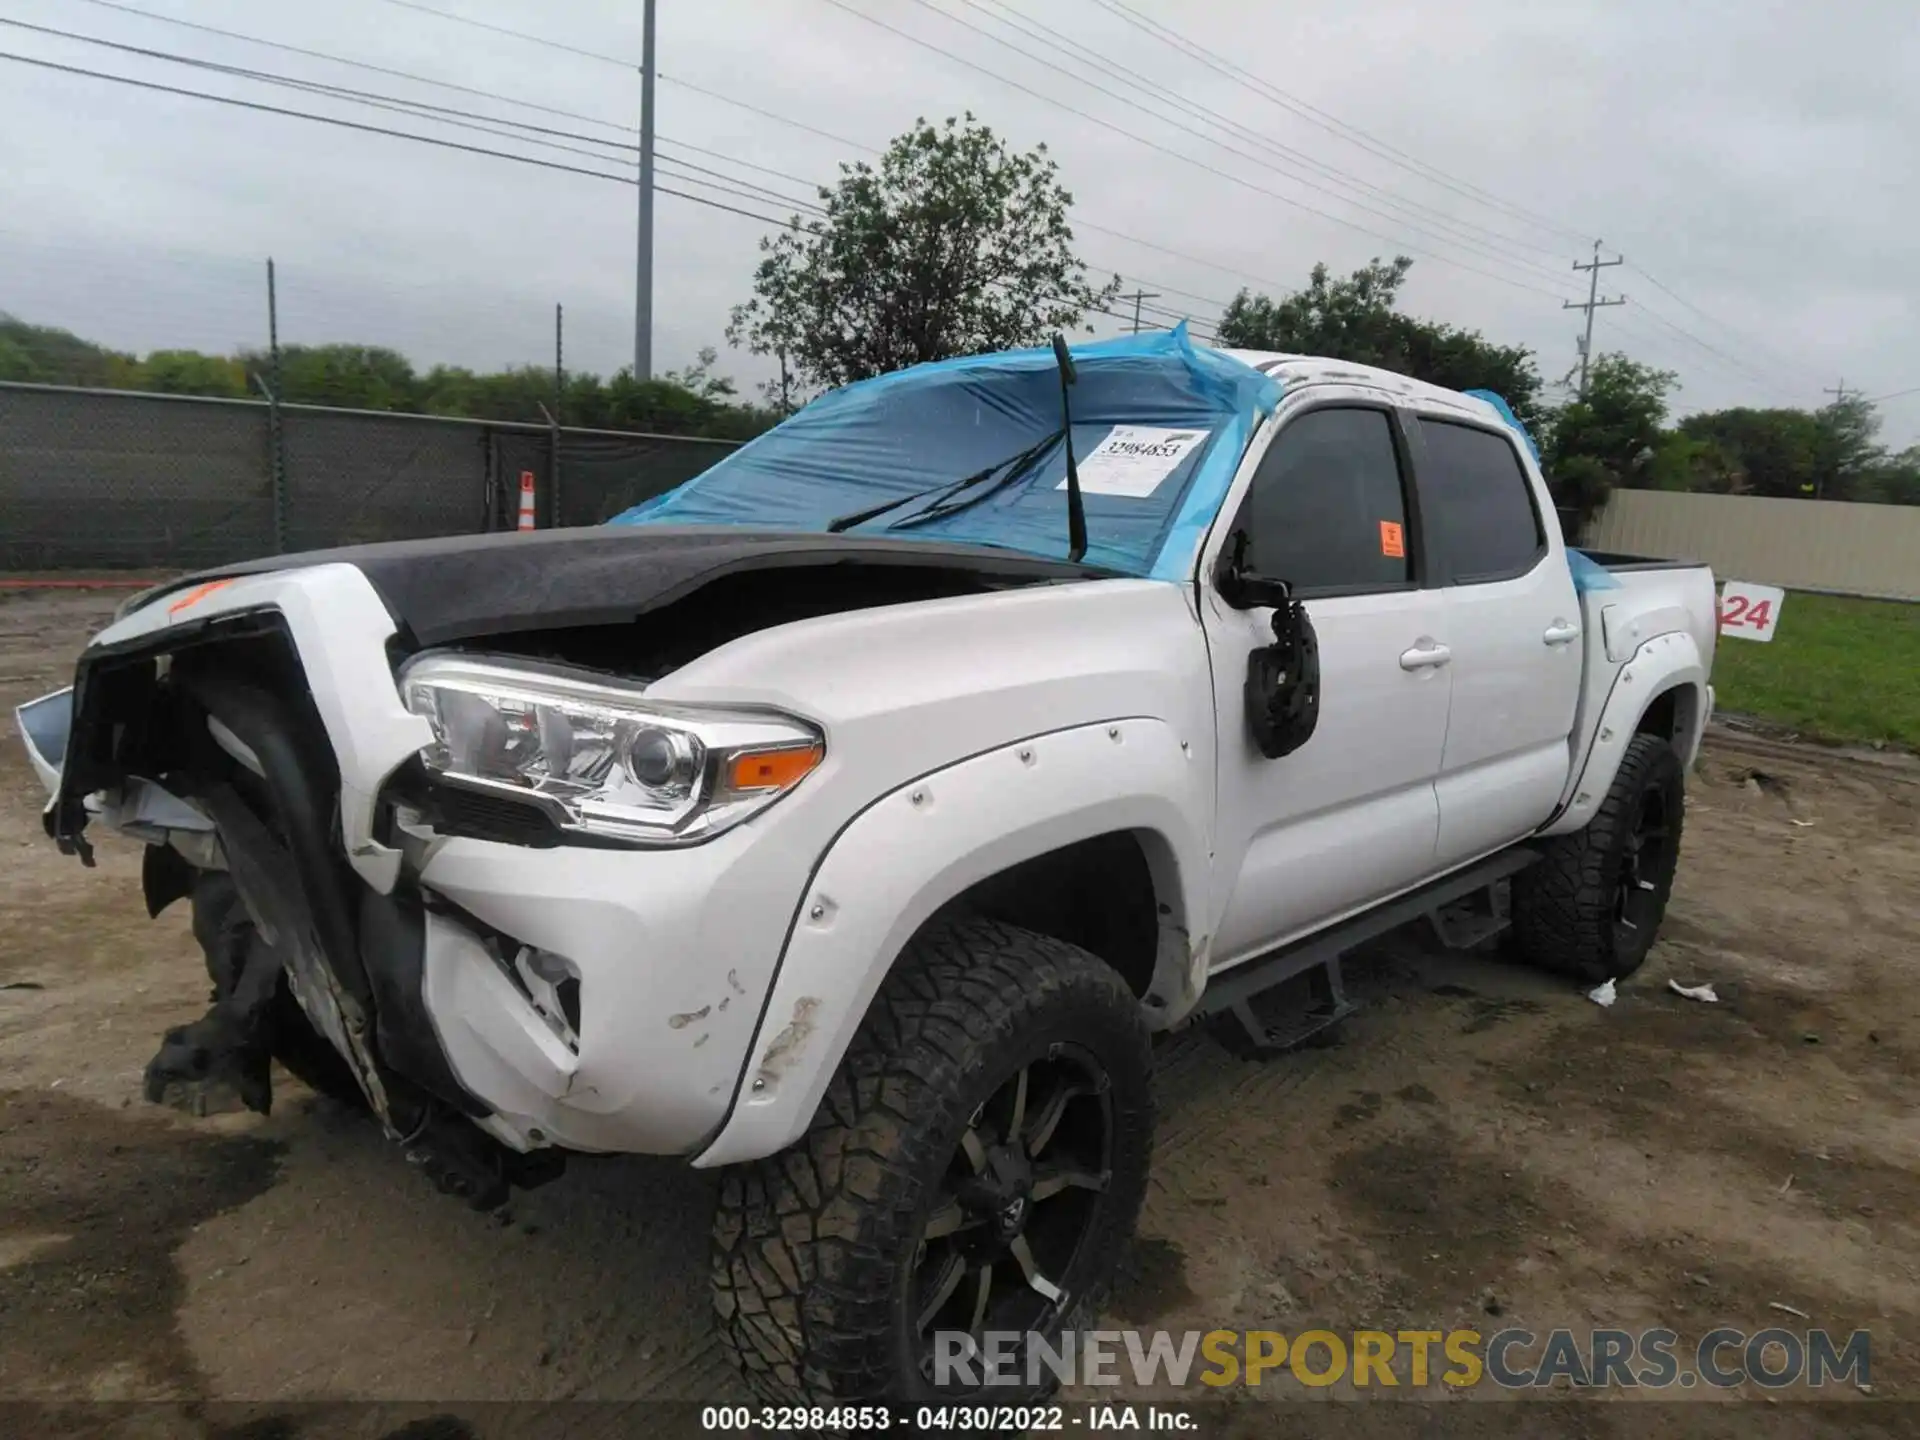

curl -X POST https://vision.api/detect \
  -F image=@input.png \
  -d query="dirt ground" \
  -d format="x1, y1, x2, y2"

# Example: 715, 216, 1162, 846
2, 586, 1916, 1438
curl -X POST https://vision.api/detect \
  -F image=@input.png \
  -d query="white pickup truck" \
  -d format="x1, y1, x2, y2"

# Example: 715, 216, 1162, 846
19, 334, 1716, 1406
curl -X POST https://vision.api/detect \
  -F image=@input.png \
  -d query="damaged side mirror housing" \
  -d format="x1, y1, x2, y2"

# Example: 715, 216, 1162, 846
1217, 530, 1321, 760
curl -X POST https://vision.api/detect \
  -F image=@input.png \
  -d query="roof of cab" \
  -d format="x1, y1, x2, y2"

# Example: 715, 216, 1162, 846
1216, 348, 1500, 424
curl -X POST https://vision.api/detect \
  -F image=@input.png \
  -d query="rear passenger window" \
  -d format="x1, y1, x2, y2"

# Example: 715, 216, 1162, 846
1236, 407, 1410, 593
1416, 419, 1545, 582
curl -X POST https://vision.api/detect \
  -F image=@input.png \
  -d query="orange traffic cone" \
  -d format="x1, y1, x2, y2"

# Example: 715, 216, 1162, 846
516, 470, 537, 531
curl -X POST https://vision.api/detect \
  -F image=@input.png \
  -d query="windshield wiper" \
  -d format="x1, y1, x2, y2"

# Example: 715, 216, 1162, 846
886, 433, 1060, 531
824, 432, 1060, 535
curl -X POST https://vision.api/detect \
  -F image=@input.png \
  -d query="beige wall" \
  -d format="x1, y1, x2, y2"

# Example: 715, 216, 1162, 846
1585, 490, 1920, 602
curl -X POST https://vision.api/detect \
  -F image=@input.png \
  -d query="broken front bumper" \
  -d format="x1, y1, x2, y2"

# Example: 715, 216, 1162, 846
28, 562, 827, 1163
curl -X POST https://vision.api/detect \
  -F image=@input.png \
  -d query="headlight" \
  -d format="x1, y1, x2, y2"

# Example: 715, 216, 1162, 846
397, 653, 824, 846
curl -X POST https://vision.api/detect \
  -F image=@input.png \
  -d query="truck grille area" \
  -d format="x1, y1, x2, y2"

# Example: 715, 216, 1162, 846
57, 613, 494, 1136
425, 784, 564, 848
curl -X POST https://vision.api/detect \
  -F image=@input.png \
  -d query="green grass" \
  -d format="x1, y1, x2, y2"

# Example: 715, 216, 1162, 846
1711, 591, 1920, 749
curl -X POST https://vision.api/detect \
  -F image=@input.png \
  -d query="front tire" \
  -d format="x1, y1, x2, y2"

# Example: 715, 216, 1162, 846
1513, 732, 1686, 984
711, 915, 1154, 1406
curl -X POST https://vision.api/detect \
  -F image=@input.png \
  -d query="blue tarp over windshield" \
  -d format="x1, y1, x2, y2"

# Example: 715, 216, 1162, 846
609, 327, 1283, 580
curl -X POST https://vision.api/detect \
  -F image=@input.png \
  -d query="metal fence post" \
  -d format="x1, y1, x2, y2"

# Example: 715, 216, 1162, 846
264, 257, 288, 552
538, 402, 561, 529
483, 426, 500, 532
253, 374, 289, 553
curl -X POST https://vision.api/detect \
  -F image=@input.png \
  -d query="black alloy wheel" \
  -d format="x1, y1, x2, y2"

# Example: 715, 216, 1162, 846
909, 1044, 1114, 1373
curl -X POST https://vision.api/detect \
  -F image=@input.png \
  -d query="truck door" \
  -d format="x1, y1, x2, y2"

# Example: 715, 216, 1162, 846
1407, 415, 1583, 868
1201, 397, 1452, 971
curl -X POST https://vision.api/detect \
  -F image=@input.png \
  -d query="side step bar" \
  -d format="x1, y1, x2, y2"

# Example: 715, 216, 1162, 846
1193, 846, 1540, 1057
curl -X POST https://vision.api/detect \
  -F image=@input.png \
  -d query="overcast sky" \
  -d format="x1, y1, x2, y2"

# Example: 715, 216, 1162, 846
1, 0, 1914, 442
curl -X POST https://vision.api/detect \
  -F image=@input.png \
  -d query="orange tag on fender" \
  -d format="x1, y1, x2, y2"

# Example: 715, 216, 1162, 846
1379, 520, 1405, 559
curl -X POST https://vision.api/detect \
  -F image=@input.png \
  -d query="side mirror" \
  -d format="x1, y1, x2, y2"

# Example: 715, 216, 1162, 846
1216, 529, 1290, 611
1217, 531, 1320, 759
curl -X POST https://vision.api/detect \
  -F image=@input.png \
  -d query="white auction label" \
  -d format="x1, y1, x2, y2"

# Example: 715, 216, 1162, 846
1718, 580, 1786, 642
1060, 425, 1210, 498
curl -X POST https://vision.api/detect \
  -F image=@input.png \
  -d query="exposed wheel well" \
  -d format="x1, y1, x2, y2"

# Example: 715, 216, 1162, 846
937, 830, 1170, 999
1635, 682, 1700, 761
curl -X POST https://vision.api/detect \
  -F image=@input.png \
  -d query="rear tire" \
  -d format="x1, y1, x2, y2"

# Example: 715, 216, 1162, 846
711, 915, 1154, 1406
1513, 733, 1686, 984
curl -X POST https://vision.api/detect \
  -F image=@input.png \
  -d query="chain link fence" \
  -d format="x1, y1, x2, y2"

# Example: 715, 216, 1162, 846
0, 381, 741, 572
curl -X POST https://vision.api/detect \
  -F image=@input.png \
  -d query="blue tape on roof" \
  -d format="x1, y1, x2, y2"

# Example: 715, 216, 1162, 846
1463, 388, 1542, 464
609, 326, 1283, 579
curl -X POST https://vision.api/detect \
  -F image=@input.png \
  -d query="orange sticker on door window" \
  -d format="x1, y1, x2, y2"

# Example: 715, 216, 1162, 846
1379, 520, 1405, 559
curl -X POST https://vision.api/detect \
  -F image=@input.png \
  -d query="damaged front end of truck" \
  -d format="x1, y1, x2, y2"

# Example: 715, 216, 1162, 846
34, 603, 544, 1208
21, 525, 1114, 1212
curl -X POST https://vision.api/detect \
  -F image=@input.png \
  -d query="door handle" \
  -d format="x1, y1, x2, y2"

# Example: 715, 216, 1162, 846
1543, 619, 1582, 646
1399, 641, 1452, 671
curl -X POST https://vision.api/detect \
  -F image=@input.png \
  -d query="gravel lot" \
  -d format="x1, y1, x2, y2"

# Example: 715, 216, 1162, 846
2, 586, 1915, 1438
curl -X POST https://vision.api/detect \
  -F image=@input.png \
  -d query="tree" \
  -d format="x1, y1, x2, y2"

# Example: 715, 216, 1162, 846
727, 113, 1121, 390
1855, 446, 1920, 506
1646, 430, 1743, 494
141, 350, 249, 398
1676, 407, 1821, 498
0, 314, 141, 387
1542, 353, 1677, 529
662, 346, 736, 401
242, 343, 419, 410
1810, 394, 1882, 501
1215, 256, 1547, 429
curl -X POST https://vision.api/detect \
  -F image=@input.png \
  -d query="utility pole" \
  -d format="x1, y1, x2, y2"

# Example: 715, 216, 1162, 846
634, 0, 657, 380
1119, 289, 1161, 335
1564, 240, 1625, 399
1813, 380, 1859, 500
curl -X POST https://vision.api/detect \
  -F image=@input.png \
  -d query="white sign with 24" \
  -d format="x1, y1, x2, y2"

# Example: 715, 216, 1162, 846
1718, 580, 1786, 642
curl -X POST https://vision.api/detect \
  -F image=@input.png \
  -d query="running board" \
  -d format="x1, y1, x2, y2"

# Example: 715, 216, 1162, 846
1194, 847, 1540, 1058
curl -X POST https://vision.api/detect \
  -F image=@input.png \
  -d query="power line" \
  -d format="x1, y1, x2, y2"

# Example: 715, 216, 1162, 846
269, 0, 1781, 388
0, 16, 647, 167
377, 0, 633, 67
861, 0, 1578, 290
64, 5, 850, 205
0, 50, 801, 223
72, 0, 636, 132
20, 14, 856, 217
1627, 305, 1798, 395
1082, 0, 1845, 378
1085, 0, 1592, 247
4, 50, 1172, 342
951, 0, 1576, 279
21, 17, 1209, 334
812, 0, 1579, 303
1600, 308, 1805, 408
375, 0, 879, 156
1867, 384, 1920, 405
181, 0, 1289, 312
1624, 262, 1824, 387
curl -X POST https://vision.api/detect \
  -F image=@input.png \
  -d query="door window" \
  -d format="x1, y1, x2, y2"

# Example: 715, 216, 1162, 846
1415, 419, 1545, 583
1234, 407, 1412, 594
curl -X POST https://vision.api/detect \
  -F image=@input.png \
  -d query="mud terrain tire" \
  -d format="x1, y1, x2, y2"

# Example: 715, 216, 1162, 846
1513, 732, 1686, 984
712, 914, 1154, 1406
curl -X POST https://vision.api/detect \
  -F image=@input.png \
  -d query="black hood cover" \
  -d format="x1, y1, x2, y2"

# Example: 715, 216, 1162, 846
135, 526, 1114, 647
